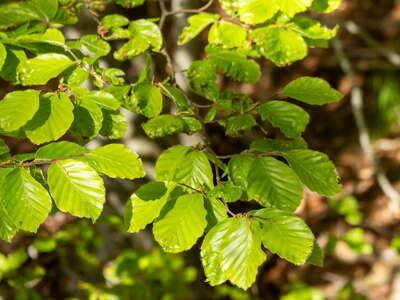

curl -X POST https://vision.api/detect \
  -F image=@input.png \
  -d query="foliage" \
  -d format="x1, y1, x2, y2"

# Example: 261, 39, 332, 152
0, 0, 343, 290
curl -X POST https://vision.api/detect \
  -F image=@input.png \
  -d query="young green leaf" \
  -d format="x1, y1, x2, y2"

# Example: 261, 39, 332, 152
237, 0, 279, 25
153, 193, 207, 253
99, 110, 127, 139
277, 0, 314, 17
283, 149, 342, 196
47, 159, 106, 222
179, 13, 220, 45
142, 114, 185, 138
125, 182, 173, 233
251, 26, 307, 66
247, 157, 303, 211
0, 42, 6, 71
24, 93, 74, 145
251, 208, 314, 265
0, 2, 42, 27
208, 21, 247, 48
84, 144, 145, 179
115, 0, 145, 8
113, 36, 149, 61
81, 35, 111, 57
228, 155, 256, 188
0, 139, 10, 162
282, 76, 343, 105
226, 114, 257, 136
128, 19, 162, 51
250, 138, 308, 154
155, 145, 191, 181
100, 14, 130, 30
311, 0, 342, 13
259, 101, 310, 138
33, 0, 59, 20
160, 85, 191, 112
307, 240, 324, 266
18, 53, 75, 85
70, 97, 103, 139
35, 141, 88, 160
0, 90, 40, 132
131, 83, 163, 118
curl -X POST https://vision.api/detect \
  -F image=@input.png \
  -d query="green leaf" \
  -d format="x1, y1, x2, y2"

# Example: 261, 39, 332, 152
173, 151, 214, 189
115, 0, 145, 8
70, 97, 103, 139
0, 139, 10, 162
100, 14, 130, 29
247, 157, 303, 211
0, 168, 51, 237
250, 138, 308, 154
153, 193, 207, 253
311, 0, 342, 13
0, 169, 17, 241
17, 28, 66, 46
84, 144, 145, 179
0, 49, 27, 83
187, 60, 219, 100
228, 155, 256, 188
277, 0, 313, 17
237, 0, 279, 25
131, 83, 163, 118
208, 50, 261, 83
0, 90, 40, 132
179, 13, 220, 45
0, 2, 41, 27
81, 35, 110, 57
33, 0, 59, 20
307, 241, 324, 266
0, 42, 6, 72
282, 76, 343, 105
291, 17, 338, 40
226, 114, 257, 136
100, 109, 127, 139
156, 145, 191, 181
24, 93, 74, 145
142, 114, 185, 138
125, 182, 173, 233
18, 54, 74, 85
35, 141, 87, 160
259, 101, 310, 138
113, 36, 149, 61
205, 196, 228, 229
208, 21, 247, 48
251, 208, 314, 264
85, 91, 120, 111
201, 218, 266, 289
208, 183, 242, 203
251, 26, 307, 66
128, 19, 162, 51
160, 85, 191, 112
47, 159, 106, 221
283, 149, 342, 196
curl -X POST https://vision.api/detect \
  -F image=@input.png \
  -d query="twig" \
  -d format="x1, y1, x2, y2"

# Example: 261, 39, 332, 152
165, 0, 214, 16
332, 38, 400, 203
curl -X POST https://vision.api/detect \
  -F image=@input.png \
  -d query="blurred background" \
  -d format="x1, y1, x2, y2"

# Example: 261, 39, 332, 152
2, 0, 400, 299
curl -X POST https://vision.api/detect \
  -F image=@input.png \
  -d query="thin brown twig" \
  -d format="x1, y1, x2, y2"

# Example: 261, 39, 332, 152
165, 0, 214, 16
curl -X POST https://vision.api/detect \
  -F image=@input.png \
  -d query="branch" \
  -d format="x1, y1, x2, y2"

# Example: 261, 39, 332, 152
332, 38, 400, 203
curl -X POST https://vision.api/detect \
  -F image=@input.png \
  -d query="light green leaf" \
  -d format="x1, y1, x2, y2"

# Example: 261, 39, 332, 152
0, 49, 27, 83
277, 0, 313, 17
0, 2, 41, 27
84, 144, 145, 179
85, 91, 120, 110
0, 90, 40, 132
208, 21, 247, 48
201, 218, 266, 289
284, 149, 342, 196
81, 35, 110, 57
282, 76, 343, 105
0, 139, 10, 162
179, 13, 220, 45
0, 169, 17, 241
47, 159, 106, 221
259, 101, 310, 138
228, 155, 255, 188
155, 145, 191, 181
208, 50, 261, 83
226, 114, 257, 136
0, 168, 51, 236
173, 150, 214, 189
153, 193, 207, 253
131, 83, 163, 118
205, 196, 228, 229
247, 157, 303, 211
100, 109, 127, 139
16, 28, 65, 46
251, 26, 307, 66
100, 14, 129, 29
24, 93, 74, 145
113, 36, 149, 61
142, 114, 185, 138
18, 54, 74, 85
33, 0, 59, 19
115, 0, 145, 8
128, 19, 162, 51
0, 42, 6, 72
251, 208, 314, 264
237, 0, 279, 24
125, 182, 173, 233
35, 141, 87, 160
291, 17, 338, 40
311, 0, 342, 13
187, 60, 219, 100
